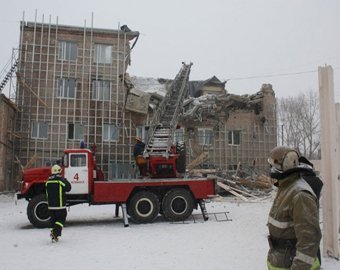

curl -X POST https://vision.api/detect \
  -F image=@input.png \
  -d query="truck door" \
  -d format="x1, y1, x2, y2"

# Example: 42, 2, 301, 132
65, 153, 89, 194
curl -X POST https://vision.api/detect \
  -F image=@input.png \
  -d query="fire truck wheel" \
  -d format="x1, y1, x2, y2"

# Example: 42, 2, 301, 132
128, 191, 160, 223
27, 194, 51, 228
162, 188, 194, 221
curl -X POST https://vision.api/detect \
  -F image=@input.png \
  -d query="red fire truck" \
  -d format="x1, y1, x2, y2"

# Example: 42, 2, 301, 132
16, 148, 216, 228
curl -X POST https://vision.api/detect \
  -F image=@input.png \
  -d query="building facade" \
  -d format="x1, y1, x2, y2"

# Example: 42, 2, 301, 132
15, 21, 140, 180
180, 80, 277, 174
0, 94, 18, 191
0, 20, 277, 191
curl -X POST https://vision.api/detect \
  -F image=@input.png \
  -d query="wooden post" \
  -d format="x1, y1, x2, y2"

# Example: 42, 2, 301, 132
318, 65, 340, 259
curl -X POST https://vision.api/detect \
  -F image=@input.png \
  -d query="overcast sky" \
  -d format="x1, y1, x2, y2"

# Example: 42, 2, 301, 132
0, 0, 339, 100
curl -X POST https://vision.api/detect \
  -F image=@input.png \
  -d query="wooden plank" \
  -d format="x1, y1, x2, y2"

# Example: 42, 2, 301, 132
217, 181, 249, 202
187, 151, 208, 171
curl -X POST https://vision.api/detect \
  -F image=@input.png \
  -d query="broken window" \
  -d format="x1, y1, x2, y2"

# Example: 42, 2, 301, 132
31, 121, 48, 139
228, 130, 241, 145
103, 124, 119, 141
68, 123, 84, 140
57, 78, 76, 99
58, 41, 77, 61
94, 44, 112, 64
198, 128, 213, 145
92, 80, 111, 101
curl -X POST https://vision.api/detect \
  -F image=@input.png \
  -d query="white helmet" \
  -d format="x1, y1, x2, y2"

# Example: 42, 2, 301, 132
268, 146, 299, 172
51, 164, 62, 174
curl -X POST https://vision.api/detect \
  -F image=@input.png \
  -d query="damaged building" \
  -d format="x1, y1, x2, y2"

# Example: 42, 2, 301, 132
128, 76, 277, 174
0, 18, 277, 191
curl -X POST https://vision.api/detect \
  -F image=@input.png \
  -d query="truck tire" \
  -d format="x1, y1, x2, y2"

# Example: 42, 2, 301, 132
27, 194, 50, 228
176, 141, 186, 174
128, 191, 160, 224
162, 188, 194, 221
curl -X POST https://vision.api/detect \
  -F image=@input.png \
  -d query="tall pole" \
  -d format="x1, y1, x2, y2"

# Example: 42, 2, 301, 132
318, 65, 340, 259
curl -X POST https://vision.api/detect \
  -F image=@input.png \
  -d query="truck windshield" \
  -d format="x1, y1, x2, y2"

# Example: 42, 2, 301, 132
70, 154, 87, 167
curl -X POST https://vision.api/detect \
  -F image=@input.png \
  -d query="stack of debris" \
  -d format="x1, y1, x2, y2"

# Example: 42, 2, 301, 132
187, 157, 274, 201
215, 173, 274, 202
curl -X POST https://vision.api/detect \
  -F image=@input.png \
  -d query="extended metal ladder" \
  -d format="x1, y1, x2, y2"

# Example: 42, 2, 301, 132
144, 62, 192, 157
0, 58, 19, 94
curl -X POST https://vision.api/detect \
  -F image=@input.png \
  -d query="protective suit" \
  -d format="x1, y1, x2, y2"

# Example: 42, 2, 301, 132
46, 164, 71, 242
267, 146, 322, 270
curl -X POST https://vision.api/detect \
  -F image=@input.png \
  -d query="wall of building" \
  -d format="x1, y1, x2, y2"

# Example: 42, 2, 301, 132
0, 94, 18, 191
181, 84, 277, 173
16, 21, 140, 179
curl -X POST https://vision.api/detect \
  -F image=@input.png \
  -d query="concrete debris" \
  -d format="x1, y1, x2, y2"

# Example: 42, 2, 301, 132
182, 91, 264, 122
125, 76, 169, 114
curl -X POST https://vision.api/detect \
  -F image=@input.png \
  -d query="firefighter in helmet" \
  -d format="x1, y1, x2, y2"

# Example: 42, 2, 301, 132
267, 146, 321, 270
133, 136, 147, 177
46, 164, 71, 242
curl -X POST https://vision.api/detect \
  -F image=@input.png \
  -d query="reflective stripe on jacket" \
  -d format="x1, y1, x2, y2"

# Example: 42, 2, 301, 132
45, 174, 71, 209
267, 257, 320, 270
267, 173, 321, 270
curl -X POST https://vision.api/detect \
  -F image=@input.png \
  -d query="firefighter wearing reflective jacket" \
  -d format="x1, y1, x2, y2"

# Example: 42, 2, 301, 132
267, 146, 322, 270
46, 164, 71, 242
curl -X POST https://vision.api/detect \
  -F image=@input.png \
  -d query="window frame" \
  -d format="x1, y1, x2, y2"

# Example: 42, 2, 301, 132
103, 124, 119, 141
31, 121, 48, 139
92, 80, 111, 101
94, 44, 113, 64
68, 123, 84, 140
136, 126, 147, 143
198, 128, 213, 146
58, 41, 77, 61
70, 154, 87, 167
57, 78, 76, 99
228, 130, 241, 146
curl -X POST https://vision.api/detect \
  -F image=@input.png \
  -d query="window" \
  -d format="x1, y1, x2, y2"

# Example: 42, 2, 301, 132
70, 154, 87, 167
94, 44, 112, 64
57, 78, 76, 99
103, 124, 119, 141
228, 130, 241, 145
174, 128, 185, 142
31, 122, 48, 139
136, 126, 146, 142
58, 41, 77, 61
68, 123, 84, 140
198, 128, 213, 145
92, 80, 111, 101
63, 153, 69, 167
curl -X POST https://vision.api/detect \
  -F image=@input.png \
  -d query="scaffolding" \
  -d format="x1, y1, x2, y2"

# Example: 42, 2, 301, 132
14, 15, 140, 179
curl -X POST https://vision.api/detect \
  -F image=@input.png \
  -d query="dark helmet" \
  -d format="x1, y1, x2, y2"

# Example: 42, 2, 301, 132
268, 146, 299, 172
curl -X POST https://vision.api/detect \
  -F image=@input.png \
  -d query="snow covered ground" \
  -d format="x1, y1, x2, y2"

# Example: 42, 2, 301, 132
0, 193, 339, 270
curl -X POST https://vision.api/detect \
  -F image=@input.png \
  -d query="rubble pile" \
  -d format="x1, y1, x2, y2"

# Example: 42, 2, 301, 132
215, 172, 274, 202
188, 164, 274, 201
